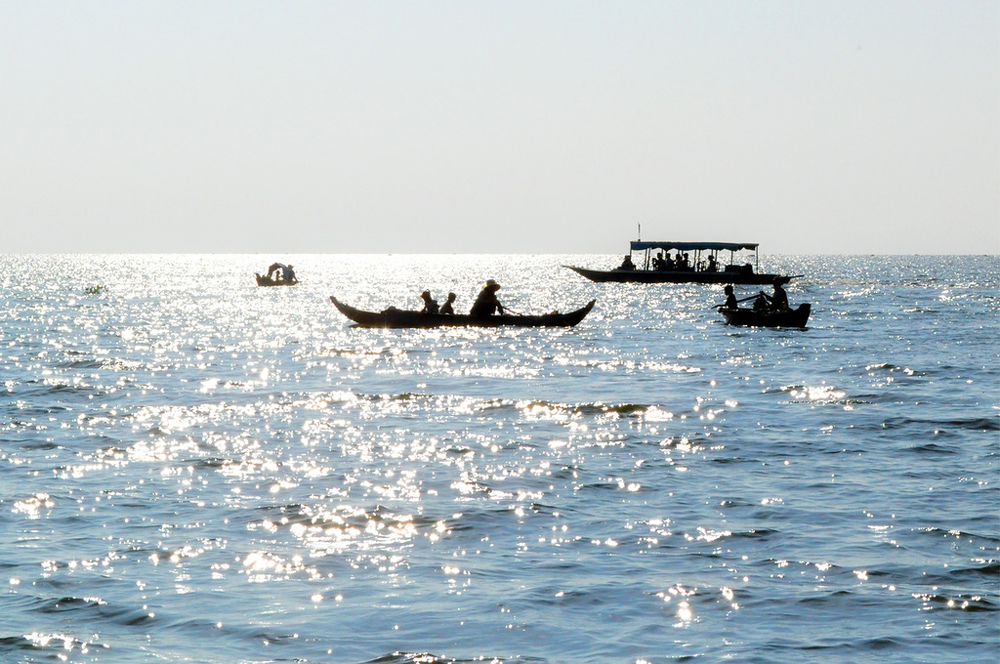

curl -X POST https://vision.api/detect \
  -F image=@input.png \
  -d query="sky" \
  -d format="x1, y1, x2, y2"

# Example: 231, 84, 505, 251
1, 1, 997, 255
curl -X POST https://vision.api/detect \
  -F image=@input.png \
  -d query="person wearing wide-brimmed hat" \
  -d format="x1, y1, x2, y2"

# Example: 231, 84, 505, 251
470, 280, 505, 317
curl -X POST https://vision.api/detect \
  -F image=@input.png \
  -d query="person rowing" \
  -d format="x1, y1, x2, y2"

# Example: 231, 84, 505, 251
767, 283, 789, 312
750, 283, 788, 313
470, 280, 505, 317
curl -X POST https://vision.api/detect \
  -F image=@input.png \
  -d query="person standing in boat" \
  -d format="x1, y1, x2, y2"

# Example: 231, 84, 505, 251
470, 280, 505, 317
420, 290, 440, 314
440, 292, 457, 315
282, 264, 297, 283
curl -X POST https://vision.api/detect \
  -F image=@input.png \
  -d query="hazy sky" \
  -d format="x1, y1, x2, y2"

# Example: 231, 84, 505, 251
2, 1, 997, 254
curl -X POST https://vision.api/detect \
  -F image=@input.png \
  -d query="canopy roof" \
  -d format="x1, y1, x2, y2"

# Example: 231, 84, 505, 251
630, 241, 759, 252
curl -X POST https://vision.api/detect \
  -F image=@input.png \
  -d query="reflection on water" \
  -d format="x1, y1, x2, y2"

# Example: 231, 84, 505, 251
0, 254, 997, 664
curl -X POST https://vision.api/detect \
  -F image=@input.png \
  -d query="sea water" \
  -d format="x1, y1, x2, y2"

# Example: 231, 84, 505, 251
0, 254, 996, 664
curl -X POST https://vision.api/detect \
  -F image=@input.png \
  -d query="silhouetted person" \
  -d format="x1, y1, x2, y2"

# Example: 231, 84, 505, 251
619, 255, 636, 270
766, 283, 788, 312
753, 291, 769, 312
470, 280, 504, 317
440, 292, 457, 315
723, 285, 738, 309
420, 290, 439, 314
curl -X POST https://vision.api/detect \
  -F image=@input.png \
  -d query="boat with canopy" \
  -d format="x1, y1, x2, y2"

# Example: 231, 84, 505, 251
565, 240, 796, 285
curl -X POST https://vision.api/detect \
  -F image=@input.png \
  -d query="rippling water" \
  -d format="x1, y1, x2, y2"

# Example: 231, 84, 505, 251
1, 254, 997, 664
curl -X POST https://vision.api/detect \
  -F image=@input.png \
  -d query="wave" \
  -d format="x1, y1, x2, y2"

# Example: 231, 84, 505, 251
872, 416, 999, 432
361, 653, 546, 664
28, 593, 158, 627
906, 442, 959, 454
919, 558, 1000, 585
910, 591, 999, 612
0, 633, 103, 658
732, 527, 781, 540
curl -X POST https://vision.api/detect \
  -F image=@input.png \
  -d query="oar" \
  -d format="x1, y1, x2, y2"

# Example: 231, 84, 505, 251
713, 293, 764, 309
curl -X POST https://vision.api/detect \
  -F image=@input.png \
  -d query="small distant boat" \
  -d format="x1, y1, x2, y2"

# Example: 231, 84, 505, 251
720, 303, 811, 328
330, 296, 596, 329
566, 240, 796, 285
255, 273, 299, 287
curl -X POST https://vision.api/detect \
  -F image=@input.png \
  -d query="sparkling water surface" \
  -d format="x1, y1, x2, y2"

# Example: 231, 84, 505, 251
1, 254, 997, 664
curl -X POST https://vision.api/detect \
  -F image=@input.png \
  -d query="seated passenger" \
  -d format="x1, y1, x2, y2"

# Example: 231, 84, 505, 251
470, 280, 504, 317
653, 252, 668, 271
723, 285, 738, 310
618, 255, 636, 270
706, 255, 717, 272
420, 290, 440, 314
440, 292, 457, 315
753, 291, 769, 312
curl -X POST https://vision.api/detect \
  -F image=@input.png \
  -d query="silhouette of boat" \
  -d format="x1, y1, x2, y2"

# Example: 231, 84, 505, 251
329, 296, 596, 328
255, 274, 299, 287
720, 303, 811, 327
566, 240, 796, 285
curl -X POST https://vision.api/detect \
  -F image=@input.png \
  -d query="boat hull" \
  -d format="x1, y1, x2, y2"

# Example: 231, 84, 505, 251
330, 296, 596, 328
565, 265, 792, 285
256, 274, 299, 287
721, 303, 811, 327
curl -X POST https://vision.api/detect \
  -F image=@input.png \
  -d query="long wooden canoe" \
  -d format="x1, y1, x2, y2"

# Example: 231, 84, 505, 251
330, 296, 596, 328
720, 303, 811, 328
